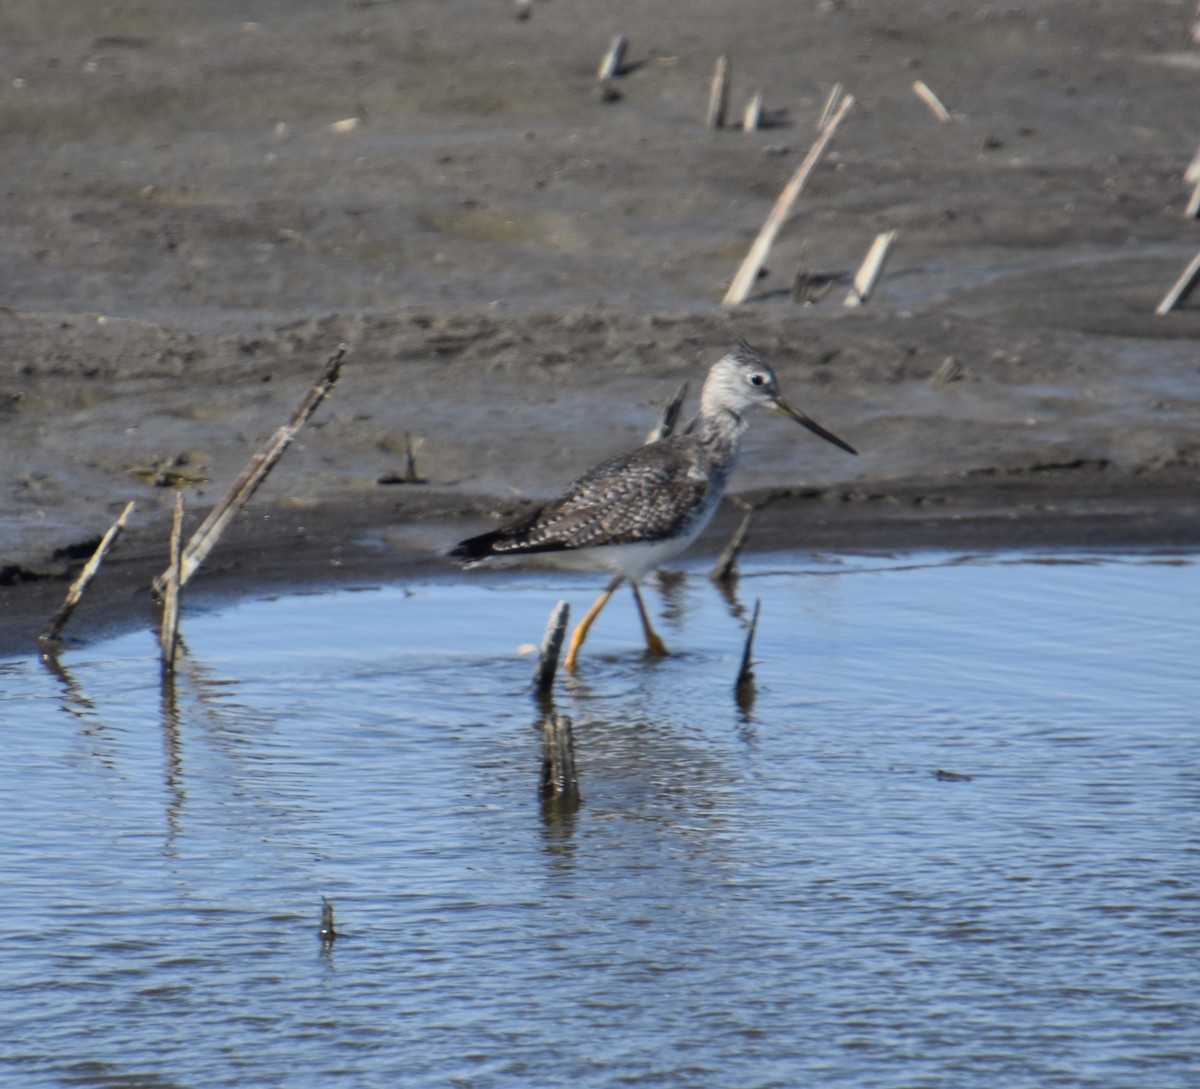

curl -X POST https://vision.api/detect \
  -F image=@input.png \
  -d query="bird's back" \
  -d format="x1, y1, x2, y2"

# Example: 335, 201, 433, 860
450, 431, 729, 563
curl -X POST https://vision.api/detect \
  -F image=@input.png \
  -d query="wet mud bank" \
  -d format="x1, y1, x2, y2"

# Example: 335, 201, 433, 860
3, 1, 1198, 654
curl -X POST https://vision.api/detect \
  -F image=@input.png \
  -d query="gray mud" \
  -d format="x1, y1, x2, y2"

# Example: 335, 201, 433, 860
2, 0, 1199, 654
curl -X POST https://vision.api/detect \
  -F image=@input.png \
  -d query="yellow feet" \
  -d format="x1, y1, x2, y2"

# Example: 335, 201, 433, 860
642, 629, 669, 658
561, 577, 670, 671
564, 579, 621, 673
563, 626, 585, 673
631, 582, 669, 658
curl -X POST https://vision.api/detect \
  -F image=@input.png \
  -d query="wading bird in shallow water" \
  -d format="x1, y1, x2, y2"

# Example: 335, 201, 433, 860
451, 341, 857, 672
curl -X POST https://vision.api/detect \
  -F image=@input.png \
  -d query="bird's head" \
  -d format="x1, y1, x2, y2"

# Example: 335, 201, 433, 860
704, 341, 857, 455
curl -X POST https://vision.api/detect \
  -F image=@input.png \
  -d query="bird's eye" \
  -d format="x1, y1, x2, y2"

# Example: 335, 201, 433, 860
748, 373, 766, 387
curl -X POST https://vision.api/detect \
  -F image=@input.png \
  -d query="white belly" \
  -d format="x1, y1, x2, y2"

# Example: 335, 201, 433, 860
520, 494, 719, 581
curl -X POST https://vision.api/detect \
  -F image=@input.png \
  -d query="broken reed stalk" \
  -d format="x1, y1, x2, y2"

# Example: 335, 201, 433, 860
533, 600, 571, 695
913, 79, 951, 122
722, 93, 855, 306
845, 230, 898, 307
155, 343, 349, 594
706, 54, 731, 129
710, 508, 753, 583
817, 82, 844, 130
598, 34, 628, 80
1185, 143, 1200, 185
1155, 248, 1200, 315
160, 491, 185, 669
735, 598, 761, 691
743, 92, 763, 132
930, 356, 964, 390
792, 267, 836, 305
1186, 181, 1200, 220
38, 500, 135, 645
320, 896, 337, 948
403, 432, 424, 483
539, 712, 581, 805
645, 380, 690, 444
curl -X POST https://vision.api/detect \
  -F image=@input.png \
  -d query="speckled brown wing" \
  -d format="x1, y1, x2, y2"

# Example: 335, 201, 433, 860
451, 436, 713, 561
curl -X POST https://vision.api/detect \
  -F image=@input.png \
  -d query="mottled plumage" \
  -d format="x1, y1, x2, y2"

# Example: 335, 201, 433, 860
451, 440, 718, 567
452, 341, 856, 670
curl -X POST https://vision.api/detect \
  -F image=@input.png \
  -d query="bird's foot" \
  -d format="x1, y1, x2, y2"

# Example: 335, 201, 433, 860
643, 632, 669, 658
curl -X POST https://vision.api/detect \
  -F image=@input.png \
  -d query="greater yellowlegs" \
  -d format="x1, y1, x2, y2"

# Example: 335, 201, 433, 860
451, 341, 856, 671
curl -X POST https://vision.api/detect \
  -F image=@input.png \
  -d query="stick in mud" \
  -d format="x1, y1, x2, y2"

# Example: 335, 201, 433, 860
155, 343, 349, 594
1155, 249, 1200, 315
844, 230, 898, 307
711, 508, 753, 583
532, 600, 571, 695
1186, 182, 1200, 220
38, 499, 135, 645
539, 712, 581, 805
400, 432, 425, 483
722, 93, 855, 306
791, 267, 836, 306
735, 598, 761, 702
320, 897, 337, 949
160, 491, 185, 670
706, 54, 730, 130
597, 35, 627, 80
913, 79, 952, 122
743, 92, 763, 132
1185, 143, 1200, 185
930, 356, 964, 390
645, 380, 690, 444
817, 82, 843, 130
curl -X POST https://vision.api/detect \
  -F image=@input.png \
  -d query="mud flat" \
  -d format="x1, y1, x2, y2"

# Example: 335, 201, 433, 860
2, 0, 1198, 654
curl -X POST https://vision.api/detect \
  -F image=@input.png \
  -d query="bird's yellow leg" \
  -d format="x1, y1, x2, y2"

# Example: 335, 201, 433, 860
564, 576, 623, 672
630, 581, 669, 657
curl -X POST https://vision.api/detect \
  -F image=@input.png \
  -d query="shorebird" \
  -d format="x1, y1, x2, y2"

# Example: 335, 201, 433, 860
451, 341, 856, 671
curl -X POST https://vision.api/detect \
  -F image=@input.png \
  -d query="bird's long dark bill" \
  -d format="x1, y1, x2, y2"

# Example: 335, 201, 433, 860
775, 396, 857, 455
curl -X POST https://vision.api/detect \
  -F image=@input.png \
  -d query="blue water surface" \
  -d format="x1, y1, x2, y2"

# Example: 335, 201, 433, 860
1, 552, 1197, 1089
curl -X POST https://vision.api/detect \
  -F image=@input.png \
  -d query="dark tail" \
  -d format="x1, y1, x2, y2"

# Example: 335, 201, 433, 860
449, 529, 508, 563
451, 503, 558, 563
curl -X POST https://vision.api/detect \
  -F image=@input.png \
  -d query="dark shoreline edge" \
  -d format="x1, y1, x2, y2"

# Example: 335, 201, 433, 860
4, 467, 1197, 661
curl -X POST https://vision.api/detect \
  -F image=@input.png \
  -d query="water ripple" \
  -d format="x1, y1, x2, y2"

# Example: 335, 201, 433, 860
2, 552, 1198, 1088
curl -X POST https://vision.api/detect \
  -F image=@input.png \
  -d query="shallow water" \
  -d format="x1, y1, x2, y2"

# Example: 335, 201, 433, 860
2, 552, 1198, 1089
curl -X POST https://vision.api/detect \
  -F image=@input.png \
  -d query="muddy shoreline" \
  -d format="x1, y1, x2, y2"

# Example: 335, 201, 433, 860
4, 464, 1197, 659
3, 1, 1198, 657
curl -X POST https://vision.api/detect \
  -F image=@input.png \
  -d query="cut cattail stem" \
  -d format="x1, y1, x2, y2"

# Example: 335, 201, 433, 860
320, 897, 337, 949
645, 381, 690, 444
844, 230, 898, 307
743, 92, 763, 132
38, 500, 135, 645
723, 94, 855, 305
1186, 181, 1200, 220
706, 54, 731, 129
160, 491, 185, 669
598, 35, 628, 81
1185, 144, 1200, 185
533, 600, 571, 695
539, 712, 581, 805
930, 356, 964, 390
817, 82, 843, 130
711, 509, 753, 583
155, 343, 349, 594
734, 598, 762, 707
913, 79, 951, 122
1155, 248, 1200, 315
